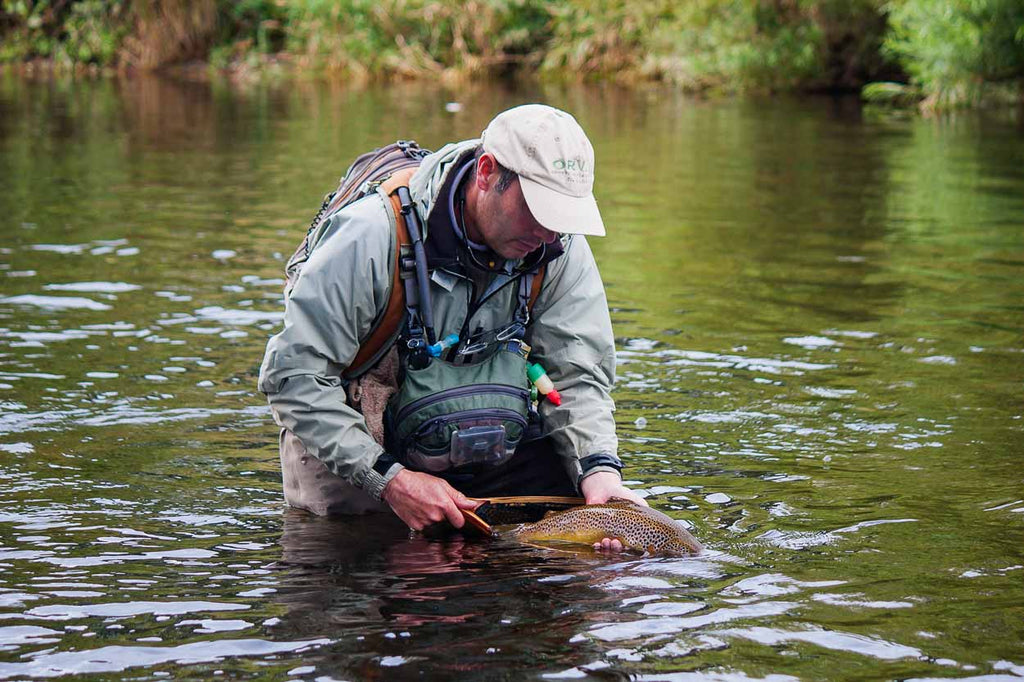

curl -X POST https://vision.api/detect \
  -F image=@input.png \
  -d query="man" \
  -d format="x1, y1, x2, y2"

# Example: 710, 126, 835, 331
259, 104, 645, 544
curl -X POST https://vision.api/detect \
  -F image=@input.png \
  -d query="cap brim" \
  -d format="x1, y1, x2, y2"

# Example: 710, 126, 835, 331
519, 176, 606, 237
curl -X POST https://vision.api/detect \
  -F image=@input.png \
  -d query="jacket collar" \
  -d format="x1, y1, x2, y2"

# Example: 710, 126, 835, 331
410, 140, 567, 277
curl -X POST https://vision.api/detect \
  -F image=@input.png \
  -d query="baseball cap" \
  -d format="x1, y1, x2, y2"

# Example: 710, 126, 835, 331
481, 104, 605, 237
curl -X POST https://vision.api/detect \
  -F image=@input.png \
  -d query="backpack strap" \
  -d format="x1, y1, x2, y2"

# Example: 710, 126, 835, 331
344, 166, 549, 377
343, 167, 417, 379
528, 264, 546, 311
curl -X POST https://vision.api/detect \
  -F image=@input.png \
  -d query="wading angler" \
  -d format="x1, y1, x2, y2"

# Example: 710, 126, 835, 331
259, 104, 647, 544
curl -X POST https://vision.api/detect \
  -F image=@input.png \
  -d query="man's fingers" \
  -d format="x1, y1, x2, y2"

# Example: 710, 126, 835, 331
455, 494, 482, 510
450, 488, 481, 510
383, 470, 479, 531
442, 487, 467, 528
444, 500, 465, 528
402, 513, 426, 532
593, 537, 625, 552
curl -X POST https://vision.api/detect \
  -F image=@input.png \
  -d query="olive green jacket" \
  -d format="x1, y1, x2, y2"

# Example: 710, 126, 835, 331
258, 140, 619, 501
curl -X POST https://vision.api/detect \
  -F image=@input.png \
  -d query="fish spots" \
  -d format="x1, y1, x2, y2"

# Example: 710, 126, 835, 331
512, 499, 702, 556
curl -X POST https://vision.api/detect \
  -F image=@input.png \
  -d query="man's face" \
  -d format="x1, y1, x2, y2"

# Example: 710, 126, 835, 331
475, 175, 560, 261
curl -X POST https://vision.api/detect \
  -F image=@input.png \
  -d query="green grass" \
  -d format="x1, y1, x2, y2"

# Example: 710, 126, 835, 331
1, 0, 1021, 110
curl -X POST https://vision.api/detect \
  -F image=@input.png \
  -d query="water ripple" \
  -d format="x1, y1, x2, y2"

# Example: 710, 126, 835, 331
0, 295, 112, 311
712, 625, 924, 661
24, 600, 248, 620
43, 282, 141, 293
587, 601, 797, 642
0, 637, 331, 678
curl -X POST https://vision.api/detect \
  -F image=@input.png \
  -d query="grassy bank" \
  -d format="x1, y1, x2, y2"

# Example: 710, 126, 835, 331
2, 0, 1022, 110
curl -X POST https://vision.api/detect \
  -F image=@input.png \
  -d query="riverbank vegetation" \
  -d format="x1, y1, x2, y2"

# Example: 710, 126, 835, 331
2, 0, 1022, 110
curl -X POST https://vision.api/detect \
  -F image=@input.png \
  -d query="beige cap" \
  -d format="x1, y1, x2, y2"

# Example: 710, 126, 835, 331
481, 104, 605, 237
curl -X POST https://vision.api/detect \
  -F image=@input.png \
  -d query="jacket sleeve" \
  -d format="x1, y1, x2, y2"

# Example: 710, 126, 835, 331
257, 194, 403, 500
525, 235, 620, 487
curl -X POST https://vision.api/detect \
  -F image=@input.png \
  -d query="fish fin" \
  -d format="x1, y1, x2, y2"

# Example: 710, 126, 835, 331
518, 539, 595, 556
606, 496, 642, 509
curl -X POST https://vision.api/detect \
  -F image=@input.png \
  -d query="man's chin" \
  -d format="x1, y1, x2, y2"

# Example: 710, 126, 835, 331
497, 246, 530, 260
505, 242, 541, 260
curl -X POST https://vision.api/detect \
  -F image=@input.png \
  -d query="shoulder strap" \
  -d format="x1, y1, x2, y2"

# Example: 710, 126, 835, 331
345, 172, 548, 378
528, 264, 545, 311
343, 167, 417, 379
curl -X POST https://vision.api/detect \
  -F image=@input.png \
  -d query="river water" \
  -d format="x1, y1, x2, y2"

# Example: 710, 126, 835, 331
0, 74, 1022, 681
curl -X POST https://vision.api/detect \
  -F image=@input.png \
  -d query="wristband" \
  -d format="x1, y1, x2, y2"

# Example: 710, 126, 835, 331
577, 453, 624, 489
580, 453, 624, 474
373, 451, 398, 477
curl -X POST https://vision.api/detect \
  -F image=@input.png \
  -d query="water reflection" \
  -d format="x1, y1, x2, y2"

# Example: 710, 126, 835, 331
271, 511, 730, 676
1, 72, 1023, 678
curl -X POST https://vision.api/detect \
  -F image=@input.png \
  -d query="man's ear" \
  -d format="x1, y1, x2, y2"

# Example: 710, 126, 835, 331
475, 152, 498, 191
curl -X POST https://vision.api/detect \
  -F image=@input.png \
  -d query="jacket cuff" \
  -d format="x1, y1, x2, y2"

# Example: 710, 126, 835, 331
580, 465, 622, 482
361, 459, 405, 502
576, 452, 624, 489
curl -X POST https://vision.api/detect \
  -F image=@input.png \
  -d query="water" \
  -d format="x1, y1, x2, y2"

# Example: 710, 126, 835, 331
0, 73, 1022, 680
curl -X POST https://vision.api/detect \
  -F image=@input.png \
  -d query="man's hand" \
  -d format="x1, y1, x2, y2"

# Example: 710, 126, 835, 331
580, 470, 649, 507
381, 468, 480, 531
580, 471, 648, 552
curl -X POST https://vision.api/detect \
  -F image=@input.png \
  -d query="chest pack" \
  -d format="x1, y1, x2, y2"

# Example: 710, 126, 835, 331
287, 141, 552, 474
384, 268, 542, 474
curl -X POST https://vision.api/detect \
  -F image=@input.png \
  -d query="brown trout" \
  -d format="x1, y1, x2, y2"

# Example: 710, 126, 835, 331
510, 498, 702, 556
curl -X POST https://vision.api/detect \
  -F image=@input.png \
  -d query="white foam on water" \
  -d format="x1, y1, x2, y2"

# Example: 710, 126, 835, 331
673, 411, 780, 424
637, 601, 706, 617
618, 348, 835, 375
193, 306, 283, 325
44, 282, 141, 293
823, 329, 878, 339
26, 600, 247, 620
28, 244, 89, 254
35, 548, 218, 568
180, 619, 253, 633
240, 275, 284, 286
0, 296, 111, 311
920, 355, 957, 365
0, 637, 331, 678
810, 593, 914, 609
783, 336, 838, 349
804, 387, 857, 398
0, 442, 35, 454
636, 671, 798, 681
712, 624, 923, 661
1, 330, 93, 343
0, 625, 62, 649
587, 601, 797, 642
721, 574, 845, 600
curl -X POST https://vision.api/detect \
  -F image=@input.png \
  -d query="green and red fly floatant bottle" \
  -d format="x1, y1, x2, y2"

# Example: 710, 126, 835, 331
527, 363, 562, 406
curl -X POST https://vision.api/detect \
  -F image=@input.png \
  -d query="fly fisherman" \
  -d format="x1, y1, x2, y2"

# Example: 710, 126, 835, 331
259, 104, 647, 538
